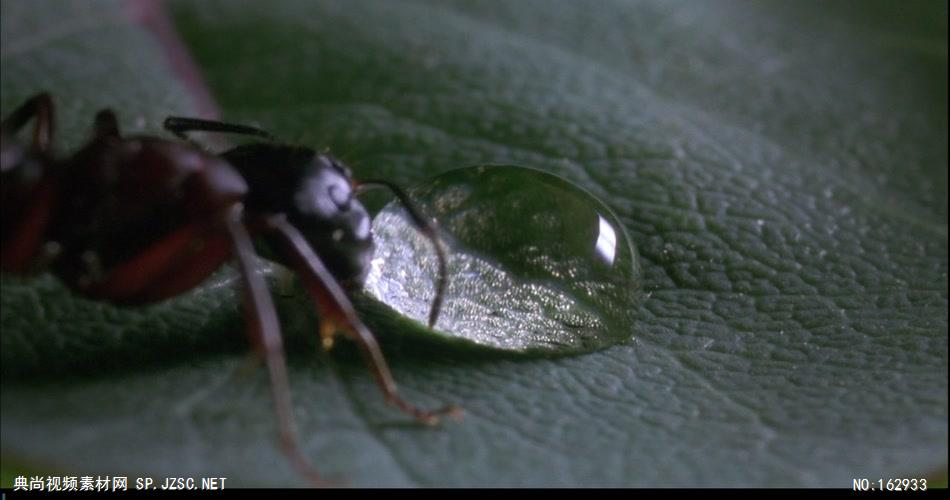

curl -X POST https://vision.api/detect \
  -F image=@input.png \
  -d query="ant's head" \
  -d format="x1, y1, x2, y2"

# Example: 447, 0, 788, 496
224, 144, 374, 287
293, 153, 373, 286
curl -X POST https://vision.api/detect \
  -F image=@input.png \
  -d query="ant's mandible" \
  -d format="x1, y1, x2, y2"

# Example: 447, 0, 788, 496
1, 93, 459, 484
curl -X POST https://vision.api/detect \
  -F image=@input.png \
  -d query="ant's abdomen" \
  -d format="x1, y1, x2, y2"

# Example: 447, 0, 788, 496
1, 152, 62, 274
51, 138, 247, 304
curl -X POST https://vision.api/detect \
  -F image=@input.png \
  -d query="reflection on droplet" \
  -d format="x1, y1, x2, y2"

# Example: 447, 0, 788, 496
363, 165, 643, 353
596, 215, 617, 266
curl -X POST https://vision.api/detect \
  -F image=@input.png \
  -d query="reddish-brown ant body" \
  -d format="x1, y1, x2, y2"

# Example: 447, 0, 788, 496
1, 93, 458, 483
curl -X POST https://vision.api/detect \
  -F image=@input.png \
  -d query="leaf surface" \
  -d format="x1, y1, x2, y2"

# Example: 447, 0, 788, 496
1, 0, 946, 487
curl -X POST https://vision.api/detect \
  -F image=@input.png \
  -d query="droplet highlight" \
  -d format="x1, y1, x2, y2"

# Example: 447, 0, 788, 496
363, 165, 643, 353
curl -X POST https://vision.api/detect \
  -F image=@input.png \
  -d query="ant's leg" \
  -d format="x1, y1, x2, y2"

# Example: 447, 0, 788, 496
357, 180, 448, 329
94, 110, 120, 138
1, 92, 54, 151
163, 116, 275, 142
263, 213, 461, 425
223, 204, 326, 486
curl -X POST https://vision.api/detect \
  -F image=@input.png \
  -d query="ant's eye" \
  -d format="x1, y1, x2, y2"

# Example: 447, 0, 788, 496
328, 157, 353, 179
329, 184, 351, 210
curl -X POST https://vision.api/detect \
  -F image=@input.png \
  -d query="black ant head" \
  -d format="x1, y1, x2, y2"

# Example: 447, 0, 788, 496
291, 153, 373, 285
224, 144, 374, 287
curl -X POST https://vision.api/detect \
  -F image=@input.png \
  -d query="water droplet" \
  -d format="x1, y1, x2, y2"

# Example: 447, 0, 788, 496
363, 165, 644, 353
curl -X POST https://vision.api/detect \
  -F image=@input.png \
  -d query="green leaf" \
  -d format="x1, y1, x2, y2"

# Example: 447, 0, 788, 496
2, 0, 946, 487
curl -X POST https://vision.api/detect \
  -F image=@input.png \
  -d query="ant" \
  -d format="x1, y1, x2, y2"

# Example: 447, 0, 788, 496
1, 93, 459, 484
